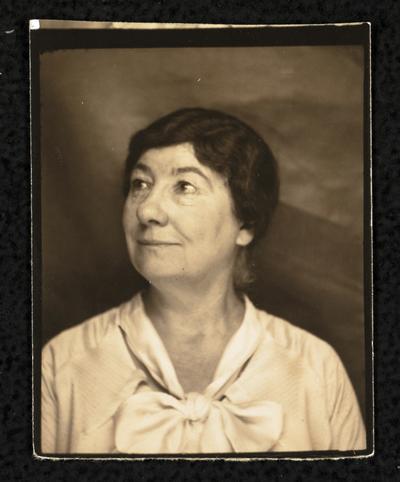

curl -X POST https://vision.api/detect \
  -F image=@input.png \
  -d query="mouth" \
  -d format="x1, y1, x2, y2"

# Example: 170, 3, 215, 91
137, 240, 180, 246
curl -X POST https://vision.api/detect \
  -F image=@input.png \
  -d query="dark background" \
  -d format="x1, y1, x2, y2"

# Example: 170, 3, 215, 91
39, 43, 366, 418
1, 1, 399, 480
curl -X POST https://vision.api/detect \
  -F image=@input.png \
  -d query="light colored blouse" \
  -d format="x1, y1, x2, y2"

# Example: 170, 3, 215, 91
41, 293, 366, 454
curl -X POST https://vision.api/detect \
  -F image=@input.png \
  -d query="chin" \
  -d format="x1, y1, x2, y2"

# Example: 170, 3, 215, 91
133, 261, 188, 284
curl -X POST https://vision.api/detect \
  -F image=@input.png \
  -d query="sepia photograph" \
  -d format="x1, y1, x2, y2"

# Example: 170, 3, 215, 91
31, 20, 372, 458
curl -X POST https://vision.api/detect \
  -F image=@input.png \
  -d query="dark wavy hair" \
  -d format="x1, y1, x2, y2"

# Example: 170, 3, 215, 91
123, 107, 279, 288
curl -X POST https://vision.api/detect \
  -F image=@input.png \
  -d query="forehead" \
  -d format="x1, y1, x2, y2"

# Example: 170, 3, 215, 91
135, 143, 204, 173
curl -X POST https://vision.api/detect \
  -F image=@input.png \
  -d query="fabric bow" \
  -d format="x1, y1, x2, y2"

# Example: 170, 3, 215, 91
114, 390, 283, 453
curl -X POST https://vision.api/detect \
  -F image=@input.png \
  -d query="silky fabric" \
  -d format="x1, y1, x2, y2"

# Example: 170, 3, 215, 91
41, 293, 366, 454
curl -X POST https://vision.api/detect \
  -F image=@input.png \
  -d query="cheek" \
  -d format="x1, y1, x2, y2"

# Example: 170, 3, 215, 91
185, 203, 238, 244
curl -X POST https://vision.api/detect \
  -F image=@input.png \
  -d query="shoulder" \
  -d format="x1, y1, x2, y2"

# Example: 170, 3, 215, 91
253, 303, 342, 378
247, 301, 366, 449
42, 299, 130, 376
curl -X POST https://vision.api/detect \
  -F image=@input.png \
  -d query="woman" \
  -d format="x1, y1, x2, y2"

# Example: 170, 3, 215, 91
41, 108, 366, 454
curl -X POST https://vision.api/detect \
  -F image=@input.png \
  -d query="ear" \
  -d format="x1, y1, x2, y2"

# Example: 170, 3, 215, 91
236, 226, 254, 247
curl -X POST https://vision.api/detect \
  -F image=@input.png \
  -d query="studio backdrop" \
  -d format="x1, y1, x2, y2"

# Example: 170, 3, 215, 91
37, 34, 367, 420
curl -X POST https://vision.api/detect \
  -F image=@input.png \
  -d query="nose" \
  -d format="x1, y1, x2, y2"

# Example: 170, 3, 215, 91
136, 187, 168, 227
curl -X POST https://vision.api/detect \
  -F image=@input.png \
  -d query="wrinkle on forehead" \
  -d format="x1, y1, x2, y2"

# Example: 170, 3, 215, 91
136, 143, 224, 185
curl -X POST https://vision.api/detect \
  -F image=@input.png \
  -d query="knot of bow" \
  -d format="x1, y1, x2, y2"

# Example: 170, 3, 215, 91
114, 390, 283, 453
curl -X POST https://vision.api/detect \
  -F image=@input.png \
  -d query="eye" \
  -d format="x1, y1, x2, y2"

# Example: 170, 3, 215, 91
130, 178, 151, 193
175, 181, 197, 194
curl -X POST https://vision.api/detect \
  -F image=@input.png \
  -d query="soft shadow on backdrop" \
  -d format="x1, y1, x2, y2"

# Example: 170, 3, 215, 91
40, 46, 365, 417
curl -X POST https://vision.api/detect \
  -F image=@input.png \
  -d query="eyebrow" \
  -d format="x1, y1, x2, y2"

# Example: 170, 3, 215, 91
132, 162, 152, 175
173, 167, 212, 187
133, 163, 212, 188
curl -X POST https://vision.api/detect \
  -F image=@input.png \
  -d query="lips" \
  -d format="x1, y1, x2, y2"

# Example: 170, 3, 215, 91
137, 239, 180, 246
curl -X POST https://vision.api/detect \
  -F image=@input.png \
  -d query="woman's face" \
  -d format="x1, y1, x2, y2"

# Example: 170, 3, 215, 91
122, 143, 253, 286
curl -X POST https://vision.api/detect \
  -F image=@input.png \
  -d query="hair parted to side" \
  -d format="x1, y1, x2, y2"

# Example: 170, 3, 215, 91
123, 107, 280, 290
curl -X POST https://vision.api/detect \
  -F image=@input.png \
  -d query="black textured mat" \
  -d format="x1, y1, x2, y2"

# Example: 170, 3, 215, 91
1, 1, 399, 480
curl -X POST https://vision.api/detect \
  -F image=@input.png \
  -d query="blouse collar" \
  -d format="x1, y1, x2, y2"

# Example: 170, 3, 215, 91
113, 293, 284, 453
118, 292, 265, 400
77, 292, 274, 439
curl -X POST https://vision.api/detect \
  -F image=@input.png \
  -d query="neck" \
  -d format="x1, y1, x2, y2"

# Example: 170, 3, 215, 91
143, 274, 244, 338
